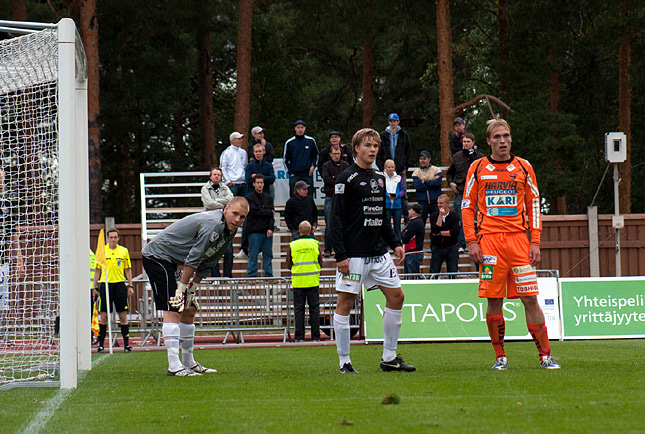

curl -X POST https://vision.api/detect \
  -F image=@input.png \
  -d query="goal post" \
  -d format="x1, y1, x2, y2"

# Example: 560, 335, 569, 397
0, 18, 89, 390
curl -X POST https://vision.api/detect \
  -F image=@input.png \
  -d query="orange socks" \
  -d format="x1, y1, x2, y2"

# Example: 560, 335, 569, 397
527, 322, 550, 358
486, 313, 506, 358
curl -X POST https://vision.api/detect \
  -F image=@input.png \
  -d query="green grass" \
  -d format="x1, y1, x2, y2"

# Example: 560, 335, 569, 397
4, 340, 644, 433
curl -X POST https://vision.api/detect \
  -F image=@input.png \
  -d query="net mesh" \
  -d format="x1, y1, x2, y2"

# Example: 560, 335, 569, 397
0, 29, 60, 386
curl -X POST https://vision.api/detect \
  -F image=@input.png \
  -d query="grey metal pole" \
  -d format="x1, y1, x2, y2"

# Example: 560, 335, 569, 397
613, 164, 621, 277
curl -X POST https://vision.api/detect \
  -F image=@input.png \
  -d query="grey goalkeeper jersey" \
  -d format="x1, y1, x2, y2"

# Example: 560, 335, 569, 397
142, 210, 236, 278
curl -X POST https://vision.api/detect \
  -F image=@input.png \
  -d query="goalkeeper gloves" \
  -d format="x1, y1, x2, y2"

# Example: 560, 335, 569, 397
169, 282, 188, 312
185, 283, 200, 310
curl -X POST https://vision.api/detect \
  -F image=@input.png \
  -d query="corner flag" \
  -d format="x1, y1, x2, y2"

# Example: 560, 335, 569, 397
94, 229, 107, 268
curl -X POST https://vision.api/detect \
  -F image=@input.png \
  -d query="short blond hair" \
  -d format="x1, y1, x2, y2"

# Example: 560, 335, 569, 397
486, 118, 511, 138
384, 159, 395, 168
351, 128, 381, 156
437, 194, 450, 204
298, 220, 312, 235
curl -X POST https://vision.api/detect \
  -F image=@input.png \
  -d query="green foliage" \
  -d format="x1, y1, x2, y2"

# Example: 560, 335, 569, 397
2, 341, 645, 433
4, 0, 643, 219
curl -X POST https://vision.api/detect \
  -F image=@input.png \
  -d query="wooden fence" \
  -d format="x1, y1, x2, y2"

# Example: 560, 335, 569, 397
90, 212, 645, 279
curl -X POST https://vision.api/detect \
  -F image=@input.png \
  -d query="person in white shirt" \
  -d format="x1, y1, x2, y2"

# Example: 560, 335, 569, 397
220, 132, 248, 197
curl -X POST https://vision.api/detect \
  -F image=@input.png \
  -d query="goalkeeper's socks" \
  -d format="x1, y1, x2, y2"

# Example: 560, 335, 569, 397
333, 313, 351, 367
179, 322, 196, 367
486, 313, 506, 358
528, 322, 550, 357
382, 308, 402, 362
162, 322, 183, 372
97, 324, 107, 347
120, 324, 130, 347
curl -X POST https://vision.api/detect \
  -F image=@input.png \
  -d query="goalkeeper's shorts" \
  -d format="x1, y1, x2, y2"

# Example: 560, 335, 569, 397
142, 255, 179, 312
477, 232, 539, 299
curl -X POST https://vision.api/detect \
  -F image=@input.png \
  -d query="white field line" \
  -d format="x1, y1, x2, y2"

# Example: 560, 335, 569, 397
21, 355, 109, 434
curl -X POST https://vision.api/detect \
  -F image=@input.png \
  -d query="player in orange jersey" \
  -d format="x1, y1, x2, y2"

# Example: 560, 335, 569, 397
461, 118, 560, 370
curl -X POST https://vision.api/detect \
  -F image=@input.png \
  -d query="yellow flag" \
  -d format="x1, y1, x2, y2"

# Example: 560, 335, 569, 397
91, 303, 100, 335
94, 229, 107, 268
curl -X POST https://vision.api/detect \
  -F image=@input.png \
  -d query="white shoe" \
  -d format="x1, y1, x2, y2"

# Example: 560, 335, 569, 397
235, 251, 248, 259
167, 367, 201, 376
189, 362, 217, 374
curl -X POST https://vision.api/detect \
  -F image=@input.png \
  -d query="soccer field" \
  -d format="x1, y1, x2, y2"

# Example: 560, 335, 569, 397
4, 340, 644, 433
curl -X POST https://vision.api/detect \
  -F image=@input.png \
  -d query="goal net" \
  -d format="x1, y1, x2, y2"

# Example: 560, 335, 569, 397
0, 20, 88, 389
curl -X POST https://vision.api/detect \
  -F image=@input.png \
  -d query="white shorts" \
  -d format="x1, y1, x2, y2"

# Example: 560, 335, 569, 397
335, 254, 401, 295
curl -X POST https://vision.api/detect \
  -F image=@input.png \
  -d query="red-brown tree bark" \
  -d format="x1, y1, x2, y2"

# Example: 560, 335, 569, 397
436, 0, 454, 167
234, 0, 253, 151
80, 0, 103, 223
197, 0, 216, 168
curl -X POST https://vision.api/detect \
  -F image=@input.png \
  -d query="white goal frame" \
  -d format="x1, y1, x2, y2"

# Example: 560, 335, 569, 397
0, 18, 89, 390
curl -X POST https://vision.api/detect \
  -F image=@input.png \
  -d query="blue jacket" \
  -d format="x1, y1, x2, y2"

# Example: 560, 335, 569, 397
412, 165, 443, 203
245, 159, 275, 194
283, 135, 319, 176
385, 176, 406, 210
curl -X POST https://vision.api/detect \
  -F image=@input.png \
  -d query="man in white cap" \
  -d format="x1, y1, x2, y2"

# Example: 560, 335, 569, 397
220, 132, 248, 197
249, 126, 274, 163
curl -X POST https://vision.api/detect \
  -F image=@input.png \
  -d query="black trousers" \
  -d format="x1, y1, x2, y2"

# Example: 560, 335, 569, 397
293, 286, 320, 340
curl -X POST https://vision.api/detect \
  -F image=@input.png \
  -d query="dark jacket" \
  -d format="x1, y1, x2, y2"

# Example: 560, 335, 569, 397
321, 159, 350, 197
283, 135, 319, 176
401, 215, 425, 253
245, 159, 276, 194
317, 143, 354, 174
429, 211, 460, 249
248, 139, 275, 163
376, 127, 412, 174
446, 148, 484, 193
449, 132, 466, 155
245, 190, 275, 235
285, 194, 317, 232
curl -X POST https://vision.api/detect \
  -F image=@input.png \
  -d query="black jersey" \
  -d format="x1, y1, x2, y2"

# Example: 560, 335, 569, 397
331, 164, 401, 261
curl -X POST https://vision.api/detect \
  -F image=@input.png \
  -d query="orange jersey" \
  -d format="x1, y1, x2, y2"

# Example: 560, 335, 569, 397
461, 155, 541, 244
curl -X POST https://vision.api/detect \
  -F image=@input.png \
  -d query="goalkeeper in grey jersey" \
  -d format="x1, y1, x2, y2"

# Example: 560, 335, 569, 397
142, 196, 248, 376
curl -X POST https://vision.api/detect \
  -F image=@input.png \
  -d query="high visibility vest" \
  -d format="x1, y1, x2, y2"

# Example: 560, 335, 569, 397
289, 237, 321, 288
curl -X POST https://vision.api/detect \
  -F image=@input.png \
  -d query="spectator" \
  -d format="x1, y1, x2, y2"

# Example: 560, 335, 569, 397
92, 228, 134, 353
401, 204, 425, 275
449, 117, 467, 155
376, 113, 412, 218
284, 120, 318, 197
248, 126, 275, 163
411, 150, 443, 223
220, 131, 248, 197
245, 143, 276, 195
383, 159, 405, 241
285, 180, 317, 240
245, 174, 274, 277
317, 130, 353, 174
321, 144, 350, 256
429, 194, 460, 274
446, 132, 484, 251
200, 167, 234, 277
286, 221, 322, 342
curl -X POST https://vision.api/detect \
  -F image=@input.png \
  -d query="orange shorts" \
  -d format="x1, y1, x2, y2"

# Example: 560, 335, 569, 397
477, 232, 538, 299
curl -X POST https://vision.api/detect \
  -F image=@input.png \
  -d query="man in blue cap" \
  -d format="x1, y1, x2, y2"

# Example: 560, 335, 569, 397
377, 113, 412, 219
283, 120, 319, 197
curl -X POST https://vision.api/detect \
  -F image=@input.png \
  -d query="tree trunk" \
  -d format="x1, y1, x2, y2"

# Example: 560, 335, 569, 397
362, 39, 374, 128
80, 0, 103, 224
549, 45, 567, 215
436, 0, 454, 167
197, 0, 216, 168
12, 0, 26, 21
618, 15, 631, 214
497, 0, 508, 115
234, 0, 253, 151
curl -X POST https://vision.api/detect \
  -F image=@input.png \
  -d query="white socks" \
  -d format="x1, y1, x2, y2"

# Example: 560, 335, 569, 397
382, 307, 402, 362
179, 322, 196, 368
162, 322, 182, 372
333, 313, 351, 367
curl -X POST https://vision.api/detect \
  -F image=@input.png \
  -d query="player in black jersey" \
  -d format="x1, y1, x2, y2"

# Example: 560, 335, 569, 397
331, 128, 415, 373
